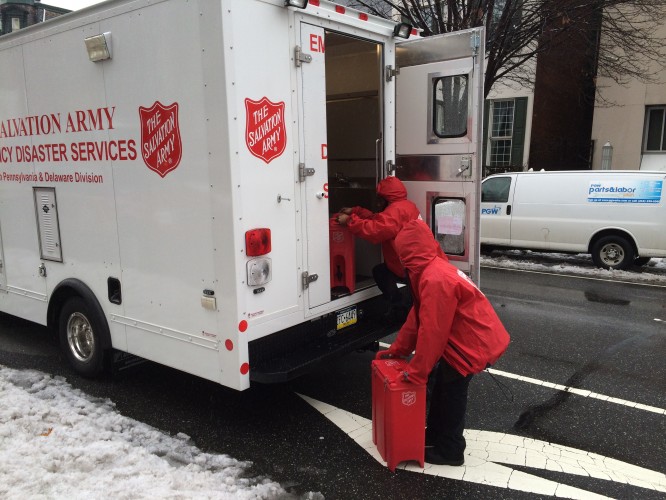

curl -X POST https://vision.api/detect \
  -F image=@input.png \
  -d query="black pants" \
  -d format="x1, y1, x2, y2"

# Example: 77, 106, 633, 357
425, 359, 473, 459
372, 263, 412, 309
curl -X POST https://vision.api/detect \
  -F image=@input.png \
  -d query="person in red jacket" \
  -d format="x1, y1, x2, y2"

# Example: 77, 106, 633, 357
336, 176, 422, 322
376, 219, 510, 466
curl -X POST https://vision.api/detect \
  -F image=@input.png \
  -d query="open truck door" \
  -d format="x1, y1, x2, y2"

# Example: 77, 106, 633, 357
297, 18, 387, 312
394, 28, 484, 283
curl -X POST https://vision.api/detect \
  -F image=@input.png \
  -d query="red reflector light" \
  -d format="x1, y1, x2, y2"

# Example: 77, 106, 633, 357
335, 5, 345, 14
359, 13, 368, 21
245, 228, 271, 256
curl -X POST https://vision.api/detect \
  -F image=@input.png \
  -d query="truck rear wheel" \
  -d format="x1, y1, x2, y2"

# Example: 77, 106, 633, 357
59, 297, 106, 377
591, 235, 634, 270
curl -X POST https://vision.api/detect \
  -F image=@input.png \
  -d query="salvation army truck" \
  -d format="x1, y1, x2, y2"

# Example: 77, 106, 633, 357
0, 0, 484, 390
480, 170, 666, 270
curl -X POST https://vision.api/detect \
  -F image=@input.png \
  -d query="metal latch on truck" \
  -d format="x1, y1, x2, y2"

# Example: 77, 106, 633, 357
302, 272, 318, 290
294, 46, 312, 67
299, 163, 315, 182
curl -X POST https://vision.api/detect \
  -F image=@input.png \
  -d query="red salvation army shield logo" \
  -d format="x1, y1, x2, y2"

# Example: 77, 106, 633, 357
331, 230, 345, 244
245, 97, 286, 164
138, 101, 182, 177
402, 391, 417, 406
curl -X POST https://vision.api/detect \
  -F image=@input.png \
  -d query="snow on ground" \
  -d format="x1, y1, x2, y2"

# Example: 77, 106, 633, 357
0, 252, 662, 499
0, 366, 320, 500
481, 250, 666, 285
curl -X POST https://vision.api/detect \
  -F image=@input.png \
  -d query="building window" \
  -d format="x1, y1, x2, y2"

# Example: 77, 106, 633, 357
11, 17, 21, 32
433, 75, 468, 138
488, 99, 515, 166
644, 106, 666, 152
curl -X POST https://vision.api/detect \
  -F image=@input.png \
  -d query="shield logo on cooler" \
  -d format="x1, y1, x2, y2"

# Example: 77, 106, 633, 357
138, 101, 182, 177
245, 97, 286, 164
402, 391, 417, 406
331, 230, 345, 244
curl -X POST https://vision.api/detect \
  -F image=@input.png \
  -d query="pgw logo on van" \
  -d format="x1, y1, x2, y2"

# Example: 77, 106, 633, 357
481, 205, 502, 215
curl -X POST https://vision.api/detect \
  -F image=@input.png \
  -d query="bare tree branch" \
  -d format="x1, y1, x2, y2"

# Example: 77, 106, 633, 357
345, 0, 666, 99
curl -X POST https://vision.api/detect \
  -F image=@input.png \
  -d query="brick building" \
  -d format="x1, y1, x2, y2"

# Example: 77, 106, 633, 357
0, 0, 70, 36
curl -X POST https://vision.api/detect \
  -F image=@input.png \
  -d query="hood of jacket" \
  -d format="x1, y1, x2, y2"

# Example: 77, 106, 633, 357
394, 220, 442, 275
376, 176, 407, 204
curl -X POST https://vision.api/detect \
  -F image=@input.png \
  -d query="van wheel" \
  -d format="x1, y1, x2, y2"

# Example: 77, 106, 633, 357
634, 257, 651, 267
59, 297, 106, 377
591, 236, 634, 270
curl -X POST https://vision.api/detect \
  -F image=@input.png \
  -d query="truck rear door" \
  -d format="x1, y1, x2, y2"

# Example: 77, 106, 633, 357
299, 23, 331, 309
297, 18, 386, 312
394, 28, 484, 283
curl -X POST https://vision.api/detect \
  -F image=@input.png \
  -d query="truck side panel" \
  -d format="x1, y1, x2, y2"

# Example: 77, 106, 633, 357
102, 1, 226, 382
0, 41, 47, 324
230, 0, 302, 334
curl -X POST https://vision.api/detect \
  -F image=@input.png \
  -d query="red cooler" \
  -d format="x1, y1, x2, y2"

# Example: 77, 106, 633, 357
372, 359, 425, 472
329, 217, 355, 295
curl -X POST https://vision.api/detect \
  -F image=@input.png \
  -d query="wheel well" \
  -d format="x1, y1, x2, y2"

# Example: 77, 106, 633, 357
588, 229, 638, 255
47, 279, 112, 350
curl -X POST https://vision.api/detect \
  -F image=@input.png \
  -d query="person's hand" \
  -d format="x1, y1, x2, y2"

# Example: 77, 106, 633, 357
375, 350, 394, 360
340, 207, 353, 215
337, 213, 350, 226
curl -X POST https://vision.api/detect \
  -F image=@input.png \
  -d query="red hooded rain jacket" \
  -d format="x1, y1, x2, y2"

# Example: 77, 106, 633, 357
388, 220, 510, 383
347, 176, 421, 278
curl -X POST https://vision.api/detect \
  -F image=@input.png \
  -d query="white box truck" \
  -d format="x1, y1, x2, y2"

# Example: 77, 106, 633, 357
0, 0, 484, 390
480, 170, 666, 270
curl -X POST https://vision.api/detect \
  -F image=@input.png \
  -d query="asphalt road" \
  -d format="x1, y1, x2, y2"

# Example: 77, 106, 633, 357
0, 267, 664, 499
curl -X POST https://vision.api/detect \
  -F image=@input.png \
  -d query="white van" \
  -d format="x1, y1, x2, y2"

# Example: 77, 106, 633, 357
480, 171, 666, 270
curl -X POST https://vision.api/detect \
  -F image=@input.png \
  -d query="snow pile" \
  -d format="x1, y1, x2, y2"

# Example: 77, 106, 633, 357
0, 366, 306, 500
481, 251, 666, 285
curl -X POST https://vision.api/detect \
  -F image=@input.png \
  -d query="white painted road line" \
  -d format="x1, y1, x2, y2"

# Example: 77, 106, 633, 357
377, 342, 666, 415
486, 368, 666, 415
299, 394, 666, 498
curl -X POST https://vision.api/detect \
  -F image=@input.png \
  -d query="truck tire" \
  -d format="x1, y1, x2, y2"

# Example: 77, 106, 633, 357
634, 257, 651, 267
59, 297, 107, 377
591, 235, 634, 270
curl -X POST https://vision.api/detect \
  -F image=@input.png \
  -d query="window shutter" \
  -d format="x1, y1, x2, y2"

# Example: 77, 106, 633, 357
511, 97, 528, 167
482, 99, 490, 168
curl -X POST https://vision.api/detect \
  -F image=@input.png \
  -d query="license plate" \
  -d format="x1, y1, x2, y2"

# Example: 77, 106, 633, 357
336, 306, 357, 330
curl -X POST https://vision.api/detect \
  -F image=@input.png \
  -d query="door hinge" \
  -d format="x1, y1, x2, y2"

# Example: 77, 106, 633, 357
385, 160, 396, 176
302, 271, 318, 290
385, 65, 400, 82
295, 45, 312, 67
299, 163, 315, 182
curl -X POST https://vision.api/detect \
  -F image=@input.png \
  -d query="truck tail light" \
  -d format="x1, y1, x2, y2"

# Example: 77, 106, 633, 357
247, 258, 272, 286
245, 228, 271, 256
